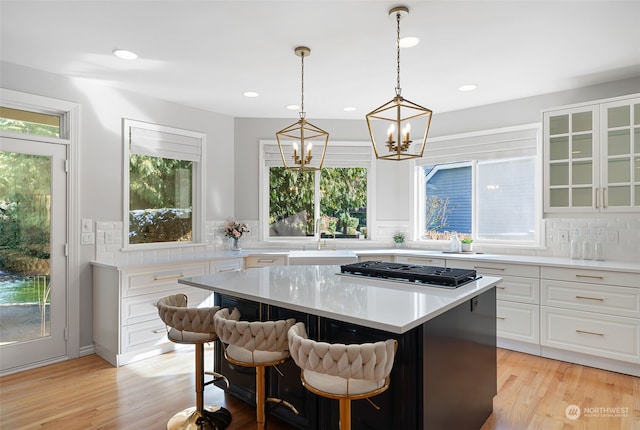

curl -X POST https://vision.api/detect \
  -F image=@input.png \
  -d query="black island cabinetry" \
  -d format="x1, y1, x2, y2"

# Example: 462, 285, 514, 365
213, 286, 496, 430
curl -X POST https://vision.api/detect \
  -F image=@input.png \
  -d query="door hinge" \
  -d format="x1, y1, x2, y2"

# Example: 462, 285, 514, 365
64, 159, 69, 173
64, 243, 69, 257
64, 327, 68, 341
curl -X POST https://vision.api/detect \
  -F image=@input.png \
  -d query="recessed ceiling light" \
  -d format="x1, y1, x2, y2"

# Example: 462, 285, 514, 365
112, 49, 138, 60
286, 104, 300, 111
399, 36, 419, 48
343, 107, 357, 112
458, 84, 478, 92
243, 91, 259, 98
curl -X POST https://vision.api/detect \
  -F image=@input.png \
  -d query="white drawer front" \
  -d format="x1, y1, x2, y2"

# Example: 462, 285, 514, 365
541, 280, 640, 318
449, 260, 539, 278
541, 266, 639, 288
210, 258, 243, 273
541, 307, 640, 363
496, 276, 540, 304
395, 256, 445, 266
245, 255, 287, 267
121, 287, 207, 326
358, 255, 394, 263
121, 318, 170, 353
497, 301, 539, 343
125, 262, 207, 297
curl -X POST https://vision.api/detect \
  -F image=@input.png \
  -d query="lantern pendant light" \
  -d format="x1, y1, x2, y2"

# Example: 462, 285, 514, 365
366, 5, 433, 161
276, 46, 329, 171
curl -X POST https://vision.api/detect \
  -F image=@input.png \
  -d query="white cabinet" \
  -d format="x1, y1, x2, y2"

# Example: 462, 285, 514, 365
540, 266, 640, 375
543, 94, 640, 212
395, 255, 446, 267
92, 261, 210, 367
245, 254, 288, 268
450, 260, 541, 354
210, 257, 243, 273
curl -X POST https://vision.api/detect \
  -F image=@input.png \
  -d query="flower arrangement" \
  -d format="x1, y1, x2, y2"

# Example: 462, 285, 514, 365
224, 218, 249, 250
224, 218, 249, 240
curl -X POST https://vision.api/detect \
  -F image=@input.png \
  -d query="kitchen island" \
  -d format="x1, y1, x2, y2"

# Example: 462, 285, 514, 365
180, 264, 502, 429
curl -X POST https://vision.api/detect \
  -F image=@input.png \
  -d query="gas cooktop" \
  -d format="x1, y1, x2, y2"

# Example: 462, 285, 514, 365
339, 261, 480, 289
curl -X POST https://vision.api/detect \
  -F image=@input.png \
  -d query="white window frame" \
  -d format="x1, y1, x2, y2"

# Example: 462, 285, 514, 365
122, 119, 205, 249
411, 123, 543, 248
259, 140, 376, 242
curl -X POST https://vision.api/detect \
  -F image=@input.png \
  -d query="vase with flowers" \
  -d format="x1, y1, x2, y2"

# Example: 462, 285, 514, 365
224, 218, 249, 251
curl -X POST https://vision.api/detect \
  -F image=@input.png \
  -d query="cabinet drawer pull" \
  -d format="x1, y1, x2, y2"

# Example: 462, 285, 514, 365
603, 187, 607, 208
575, 295, 604, 302
257, 258, 275, 263
595, 187, 599, 209
218, 268, 238, 272
474, 266, 505, 271
575, 274, 604, 280
496, 286, 506, 290
152, 329, 166, 334
496, 316, 506, 320
153, 273, 184, 281
576, 329, 604, 336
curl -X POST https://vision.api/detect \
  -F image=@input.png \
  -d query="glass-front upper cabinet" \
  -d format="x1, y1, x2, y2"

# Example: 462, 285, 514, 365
544, 105, 599, 212
601, 97, 640, 212
543, 94, 640, 213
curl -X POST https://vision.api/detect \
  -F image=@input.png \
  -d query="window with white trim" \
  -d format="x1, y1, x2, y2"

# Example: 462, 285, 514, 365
415, 125, 541, 246
123, 119, 204, 247
260, 141, 374, 241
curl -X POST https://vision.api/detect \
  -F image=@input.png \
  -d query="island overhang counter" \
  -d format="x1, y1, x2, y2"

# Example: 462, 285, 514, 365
179, 265, 502, 430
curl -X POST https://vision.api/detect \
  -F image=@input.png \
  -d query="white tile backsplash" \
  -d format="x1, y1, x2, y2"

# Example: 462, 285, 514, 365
93, 215, 640, 265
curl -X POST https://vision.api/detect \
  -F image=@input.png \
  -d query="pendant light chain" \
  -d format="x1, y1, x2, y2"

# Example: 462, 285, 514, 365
395, 11, 402, 97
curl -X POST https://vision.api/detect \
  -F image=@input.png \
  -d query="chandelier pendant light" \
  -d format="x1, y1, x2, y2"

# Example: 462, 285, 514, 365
276, 46, 329, 171
366, 6, 433, 161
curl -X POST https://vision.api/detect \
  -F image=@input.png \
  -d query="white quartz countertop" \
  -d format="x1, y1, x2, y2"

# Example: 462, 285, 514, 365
179, 265, 502, 334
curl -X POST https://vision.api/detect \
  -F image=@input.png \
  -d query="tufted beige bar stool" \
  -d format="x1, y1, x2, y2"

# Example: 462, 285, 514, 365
214, 307, 299, 430
157, 294, 231, 430
288, 322, 397, 430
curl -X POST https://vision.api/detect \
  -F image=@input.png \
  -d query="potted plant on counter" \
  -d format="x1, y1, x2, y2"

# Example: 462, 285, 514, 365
393, 232, 405, 248
461, 238, 473, 252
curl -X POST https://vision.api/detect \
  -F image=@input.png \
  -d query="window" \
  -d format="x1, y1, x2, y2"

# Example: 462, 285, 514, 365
416, 125, 541, 246
261, 141, 373, 241
123, 120, 204, 247
0, 107, 61, 137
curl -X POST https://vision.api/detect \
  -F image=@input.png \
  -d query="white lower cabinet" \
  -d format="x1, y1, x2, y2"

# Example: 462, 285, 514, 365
93, 261, 211, 367
210, 257, 243, 273
449, 259, 541, 354
540, 266, 640, 376
541, 307, 639, 363
395, 255, 446, 266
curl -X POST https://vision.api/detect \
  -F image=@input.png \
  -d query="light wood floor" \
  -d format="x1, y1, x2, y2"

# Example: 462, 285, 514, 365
1, 347, 638, 429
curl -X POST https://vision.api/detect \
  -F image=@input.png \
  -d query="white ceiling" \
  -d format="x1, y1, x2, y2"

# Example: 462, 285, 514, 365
2, 0, 640, 120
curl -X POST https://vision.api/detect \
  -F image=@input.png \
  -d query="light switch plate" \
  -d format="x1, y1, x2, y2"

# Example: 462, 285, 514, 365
81, 232, 95, 245
81, 218, 93, 233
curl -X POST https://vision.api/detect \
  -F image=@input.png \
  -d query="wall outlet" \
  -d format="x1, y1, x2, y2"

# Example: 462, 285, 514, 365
558, 229, 569, 243
606, 230, 618, 244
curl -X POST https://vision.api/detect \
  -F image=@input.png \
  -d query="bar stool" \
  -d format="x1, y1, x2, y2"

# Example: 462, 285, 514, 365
214, 307, 298, 430
157, 294, 232, 430
287, 322, 397, 430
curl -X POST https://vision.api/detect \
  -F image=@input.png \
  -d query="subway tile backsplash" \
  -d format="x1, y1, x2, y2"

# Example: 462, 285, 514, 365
94, 216, 640, 265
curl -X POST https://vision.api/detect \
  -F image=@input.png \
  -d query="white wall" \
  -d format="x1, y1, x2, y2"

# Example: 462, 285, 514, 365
1, 61, 235, 349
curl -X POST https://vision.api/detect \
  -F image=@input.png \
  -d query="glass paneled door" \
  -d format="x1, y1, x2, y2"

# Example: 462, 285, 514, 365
0, 137, 67, 373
